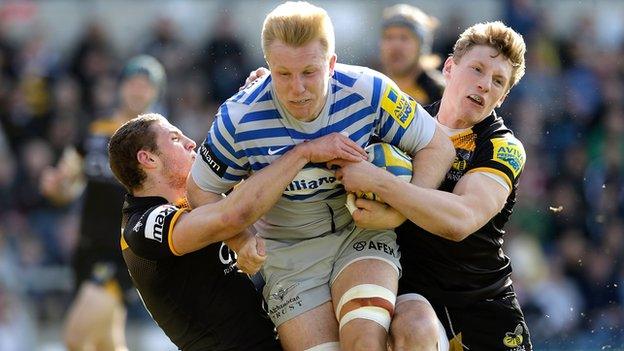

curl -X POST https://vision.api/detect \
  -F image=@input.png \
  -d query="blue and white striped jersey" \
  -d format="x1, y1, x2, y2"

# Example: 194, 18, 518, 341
191, 63, 436, 240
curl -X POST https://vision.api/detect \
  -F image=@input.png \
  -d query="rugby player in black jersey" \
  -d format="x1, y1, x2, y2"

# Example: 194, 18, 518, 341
40, 55, 165, 351
107, 113, 368, 350
333, 22, 532, 351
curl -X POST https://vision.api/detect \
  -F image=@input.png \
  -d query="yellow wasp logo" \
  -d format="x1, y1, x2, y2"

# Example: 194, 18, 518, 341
503, 324, 524, 348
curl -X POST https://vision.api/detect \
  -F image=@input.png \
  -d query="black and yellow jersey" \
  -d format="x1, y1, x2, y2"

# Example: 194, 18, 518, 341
71, 117, 133, 298
76, 117, 126, 252
120, 195, 281, 351
397, 101, 526, 307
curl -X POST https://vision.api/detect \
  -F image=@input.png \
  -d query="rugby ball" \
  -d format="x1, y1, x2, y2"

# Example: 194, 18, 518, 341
346, 142, 413, 214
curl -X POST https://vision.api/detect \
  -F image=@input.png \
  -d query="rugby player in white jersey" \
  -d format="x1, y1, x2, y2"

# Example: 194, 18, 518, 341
187, 2, 454, 350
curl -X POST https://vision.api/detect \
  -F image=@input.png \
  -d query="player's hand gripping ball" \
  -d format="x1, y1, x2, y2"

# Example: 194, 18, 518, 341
346, 142, 412, 214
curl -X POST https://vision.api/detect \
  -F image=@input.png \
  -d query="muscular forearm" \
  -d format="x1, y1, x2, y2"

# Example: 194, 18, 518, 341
410, 127, 454, 188
181, 146, 308, 249
181, 132, 366, 251
221, 145, 310, 229
373, 176, 479, 241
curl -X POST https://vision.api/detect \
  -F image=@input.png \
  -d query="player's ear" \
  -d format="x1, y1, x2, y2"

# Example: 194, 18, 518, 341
137, 150, 157, 169
442, 56, 454, 78
328, 53, 337, 76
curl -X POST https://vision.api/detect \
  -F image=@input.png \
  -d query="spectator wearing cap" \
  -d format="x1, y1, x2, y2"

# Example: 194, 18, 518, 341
380, 4, 445, 104
40, 55, 165, 351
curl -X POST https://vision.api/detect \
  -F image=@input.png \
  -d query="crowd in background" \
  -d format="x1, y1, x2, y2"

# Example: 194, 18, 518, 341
0, 0, 623, 349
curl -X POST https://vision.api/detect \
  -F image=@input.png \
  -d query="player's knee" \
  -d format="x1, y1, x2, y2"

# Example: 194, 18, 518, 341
335, 284, 396, 332
390, 301, 440, 350
348, 332, 386, 351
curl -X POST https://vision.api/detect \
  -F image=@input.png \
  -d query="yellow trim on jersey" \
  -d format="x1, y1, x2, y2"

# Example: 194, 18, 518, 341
380, 84, 417, 129
168, 208, 190, 256
120, 231, 129, 251
468, 167, 512, 190
174, 197, 192, 210
450, 129, 477, 152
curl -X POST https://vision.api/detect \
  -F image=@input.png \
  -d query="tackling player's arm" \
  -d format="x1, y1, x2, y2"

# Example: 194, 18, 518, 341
375, 171, 509, 241
180, 148, 306, 255
409, 125, 454, 188
334, 157, 508, 239
345, 77, 454, 229
357, 124, 454, 229
366, 136, 524, 241
180, 133, 368, 255
186, 178, 259, 267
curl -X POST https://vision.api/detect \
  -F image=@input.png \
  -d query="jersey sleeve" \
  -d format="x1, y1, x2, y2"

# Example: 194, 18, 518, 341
191, 102, 250, 194
467, 134, 526, 189
123, 204, 189, 260
374, 75, 436, 156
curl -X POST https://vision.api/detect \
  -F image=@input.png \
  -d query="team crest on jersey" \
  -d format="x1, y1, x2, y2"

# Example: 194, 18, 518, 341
144, 205, 176, 242
492, 138, 525, 178
502, 324, 526, 350
447, 148, 472, 182
381, 84, 416, 129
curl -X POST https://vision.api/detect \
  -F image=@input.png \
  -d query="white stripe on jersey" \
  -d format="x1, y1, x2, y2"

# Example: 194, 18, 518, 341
191, 63, 436, 240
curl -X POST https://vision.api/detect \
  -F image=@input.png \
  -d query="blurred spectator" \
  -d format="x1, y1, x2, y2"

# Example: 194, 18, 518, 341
68, 20, 117, 115
378, 3, 444, 105
170, 75, 217, 144
141, 16, 191, 114
198, 10, 249, 104
529, 257, 585, 340
432, 12, 464, 57
504, 0, 539, 37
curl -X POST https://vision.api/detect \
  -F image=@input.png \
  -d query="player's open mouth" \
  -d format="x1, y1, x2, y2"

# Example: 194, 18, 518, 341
290, 99, 311, 105
467, 94, 484, 106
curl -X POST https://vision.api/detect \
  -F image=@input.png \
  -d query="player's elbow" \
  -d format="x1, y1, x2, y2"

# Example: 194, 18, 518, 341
441, 211, 475, 242
444, 227, 472, 242
221, 204, 255, 234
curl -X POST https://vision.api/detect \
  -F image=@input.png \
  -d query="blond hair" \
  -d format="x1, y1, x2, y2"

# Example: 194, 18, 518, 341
262, 1, 335, 57
452, 21, 526, 90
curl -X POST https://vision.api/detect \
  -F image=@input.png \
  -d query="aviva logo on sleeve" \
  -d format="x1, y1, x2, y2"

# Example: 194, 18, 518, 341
381, 84, 416, 129
492, 138, 525, 178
